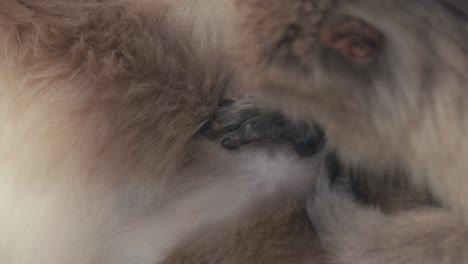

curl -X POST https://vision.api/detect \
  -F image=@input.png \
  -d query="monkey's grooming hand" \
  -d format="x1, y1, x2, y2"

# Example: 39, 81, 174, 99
201, 97, 325, 156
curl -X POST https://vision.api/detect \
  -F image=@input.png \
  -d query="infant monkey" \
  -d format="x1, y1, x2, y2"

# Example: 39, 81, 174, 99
208, 0, 468, 263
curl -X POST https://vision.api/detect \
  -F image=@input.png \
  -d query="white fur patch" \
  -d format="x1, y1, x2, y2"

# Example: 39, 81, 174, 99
99, 144, 320, 263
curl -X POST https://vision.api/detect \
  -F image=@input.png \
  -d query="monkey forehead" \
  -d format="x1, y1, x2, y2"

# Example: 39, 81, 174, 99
230, 0, 335, 72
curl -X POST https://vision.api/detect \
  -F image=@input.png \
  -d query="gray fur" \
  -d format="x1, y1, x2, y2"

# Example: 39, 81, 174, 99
231, 0, 468, 263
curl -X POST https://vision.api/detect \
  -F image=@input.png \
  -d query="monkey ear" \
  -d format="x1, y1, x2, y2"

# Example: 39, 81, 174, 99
320, 17, 384, 64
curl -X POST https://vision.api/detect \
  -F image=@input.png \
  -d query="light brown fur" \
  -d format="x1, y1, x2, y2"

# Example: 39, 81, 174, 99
0, 0, 439, 263
0, 1, 331, 263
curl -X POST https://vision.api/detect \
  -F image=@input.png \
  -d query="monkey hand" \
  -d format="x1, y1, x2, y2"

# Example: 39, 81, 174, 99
200, 97, 325, 156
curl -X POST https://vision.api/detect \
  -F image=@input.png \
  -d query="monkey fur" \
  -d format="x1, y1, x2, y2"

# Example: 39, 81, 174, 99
225, 0, 468, 263
0, 0, 440, 263
0, 1, 331, 263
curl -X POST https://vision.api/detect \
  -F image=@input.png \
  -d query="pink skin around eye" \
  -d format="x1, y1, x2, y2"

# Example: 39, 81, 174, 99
321, 17, 383, 62
333, 36, 379, 59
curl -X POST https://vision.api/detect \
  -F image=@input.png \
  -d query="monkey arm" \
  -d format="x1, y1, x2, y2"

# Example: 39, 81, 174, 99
308, 169, 468, 264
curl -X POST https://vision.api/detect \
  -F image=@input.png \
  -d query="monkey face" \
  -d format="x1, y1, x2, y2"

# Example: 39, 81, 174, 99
231, 0, 468, 169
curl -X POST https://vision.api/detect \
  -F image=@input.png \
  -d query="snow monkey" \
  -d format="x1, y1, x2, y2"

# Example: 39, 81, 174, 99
205, 0, 468, 263
0, 0, 436, 263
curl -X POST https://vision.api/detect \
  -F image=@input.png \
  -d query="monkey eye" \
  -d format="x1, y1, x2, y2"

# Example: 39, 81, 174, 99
320, 17, 384, 63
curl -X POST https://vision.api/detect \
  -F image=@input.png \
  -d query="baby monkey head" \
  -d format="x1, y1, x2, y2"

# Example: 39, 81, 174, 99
231, 0, 468, 170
